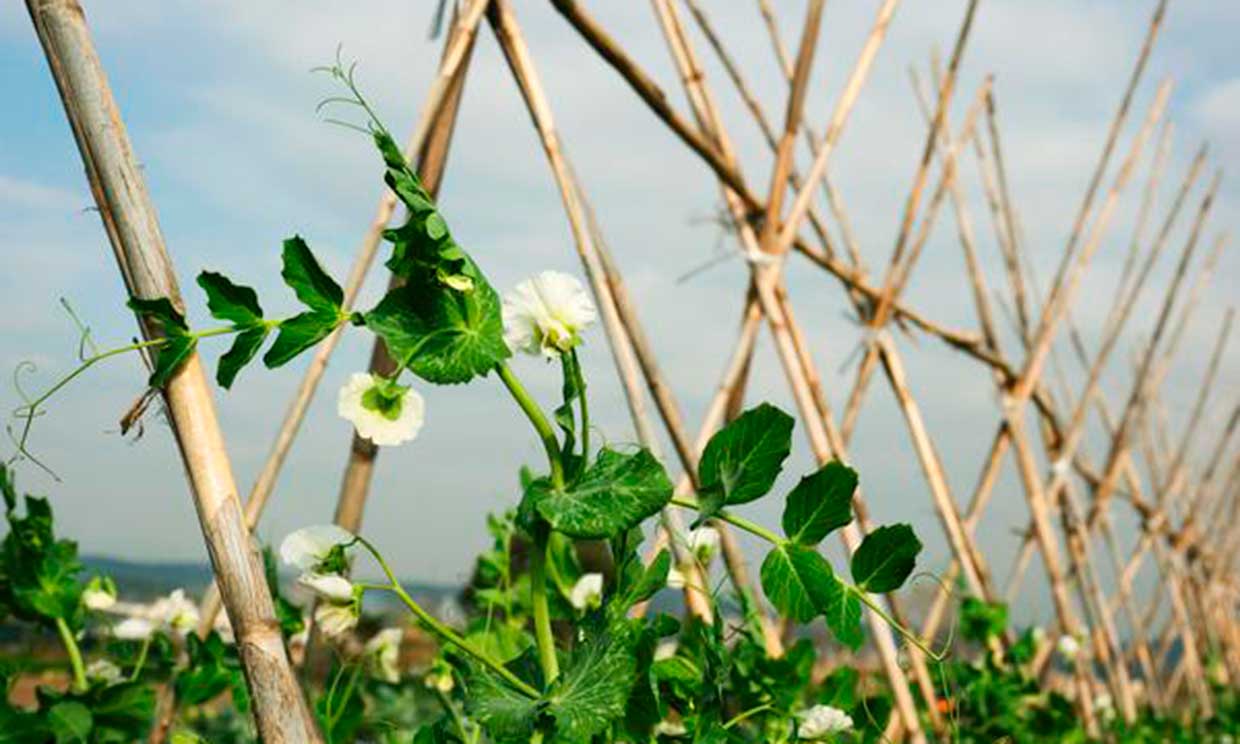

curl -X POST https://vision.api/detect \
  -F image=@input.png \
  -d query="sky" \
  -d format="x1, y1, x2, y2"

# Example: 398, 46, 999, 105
1, 1, 1236, 624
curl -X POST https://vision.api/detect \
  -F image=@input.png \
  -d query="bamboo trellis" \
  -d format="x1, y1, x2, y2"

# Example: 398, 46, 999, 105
25, 0, 1237, 741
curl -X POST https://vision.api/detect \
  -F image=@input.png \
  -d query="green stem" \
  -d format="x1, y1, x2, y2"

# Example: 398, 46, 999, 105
496, 362, 564, 488
434, 686, 471, 743
568, 349, 589, 459
494, 363, 565, 684
55, 618, 87, 692
723, 702, 773, 730
850, 586, 944, 661
669, 497, 783, 544
328, 664, 362, 733
528, 522, 560, 684
129, 635, 152, 682
353, 537, 540, 698
10, 320, 286, 475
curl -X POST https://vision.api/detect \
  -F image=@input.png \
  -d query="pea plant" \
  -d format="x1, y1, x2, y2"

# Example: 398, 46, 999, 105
6, 75, 935, 743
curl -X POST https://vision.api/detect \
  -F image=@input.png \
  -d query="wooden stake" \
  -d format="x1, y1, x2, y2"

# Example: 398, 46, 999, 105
25, 1, 319, 739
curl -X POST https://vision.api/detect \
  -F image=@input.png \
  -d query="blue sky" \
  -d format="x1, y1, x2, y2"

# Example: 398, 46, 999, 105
1, 1, 1236, 624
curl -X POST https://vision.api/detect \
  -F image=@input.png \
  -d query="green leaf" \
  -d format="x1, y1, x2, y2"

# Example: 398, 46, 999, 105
196, 271, 263, 325
127, 297, 195, 388
148, 335, 197, 389
850, 523, 922, 593
372, 129, 476, 291
126, 297, 188, 334
548, 624, 638, 741
781, 461, 856, 545
698, 403, 794, 516
822, 574, 863, 650
364, 281, 509, 385
467, 667, 540, 744
759, 543, 834, 624
90, 682, 155, 740
1, 493, 85, 628
465, 623, 532, 666
622, 549, 671, 609
262, 311, 339, 369
176, 632, 241, 706
280, 236, 342, 313
47, 701, 92, 743
529, 448, 672, 540
216, 326, 268, 389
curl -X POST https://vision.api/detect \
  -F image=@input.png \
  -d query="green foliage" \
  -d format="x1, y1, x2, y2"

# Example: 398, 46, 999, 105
264, 236, 346, 368
0, 467, 83, 630
176, 632, 248, 712
850, 523, 921, 593
960, 597, 1008, 644
364, 282, 508, 386
359, 128, 510, 387
781, 460, 856, 546
196, 271, 269, 388
126, 297, 196, 389
524, 448, 672, 539
697, 403, 794, 518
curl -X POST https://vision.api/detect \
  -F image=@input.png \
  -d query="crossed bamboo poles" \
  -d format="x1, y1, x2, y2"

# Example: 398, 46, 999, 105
28, 0, 1239, 740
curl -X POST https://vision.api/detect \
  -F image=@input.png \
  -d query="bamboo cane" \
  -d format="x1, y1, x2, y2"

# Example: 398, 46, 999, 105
998, 144, 1207, 611
24, 0, 321, 739
837, 0, 980, 438
636, 1, 927, 735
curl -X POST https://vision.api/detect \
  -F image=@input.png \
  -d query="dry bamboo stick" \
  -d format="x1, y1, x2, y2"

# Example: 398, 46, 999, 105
757, 0, 825, 262
981, 78, 1172, 729
999, 144, 1207, 602
24, 0, 320, 738
639, 1, 926, 735
982, 86, 1036, 337
1117, 119, 1174, 305
1086, 171, 1222, 524
1040, 0, 1169, 319
1085, 333, 1231, 712
685, 0, 866, 273
984, 83, 1175, 619
548, 0, 1087, 450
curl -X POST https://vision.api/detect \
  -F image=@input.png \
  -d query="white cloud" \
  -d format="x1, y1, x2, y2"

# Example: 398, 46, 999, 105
0, 174, 80, 211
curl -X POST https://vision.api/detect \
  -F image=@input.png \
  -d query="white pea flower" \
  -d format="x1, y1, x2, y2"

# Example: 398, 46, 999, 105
153, 589, 199, 636
1094, 693, 1115, 723
424, 668, 455, 694
666, 565, 687, 590
796, 704, 854, 739
86, 658, 123, 685
653, 641, 679, 661
82, 576, 118, 611
365, 627, 404, 684
314, 601, 360, 639
1031, 626, 1047, 645
113, 617, 155, 641
502, 271, 597, 358
298, 572, 355, 603
569, 573, 604, 611
280, 525, 354, 572
1056, 634, 1081, 663
653, 719, 688, 737
686, 527, 720, 560
338, 373, 425, 447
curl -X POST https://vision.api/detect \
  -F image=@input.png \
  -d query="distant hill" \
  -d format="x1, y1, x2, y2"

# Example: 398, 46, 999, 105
79, 555, 463, 613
